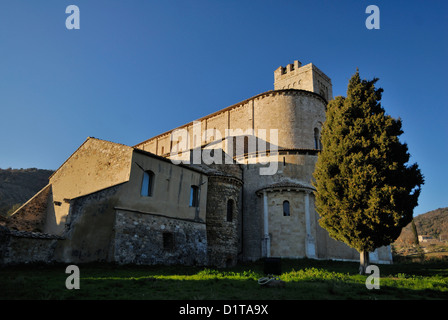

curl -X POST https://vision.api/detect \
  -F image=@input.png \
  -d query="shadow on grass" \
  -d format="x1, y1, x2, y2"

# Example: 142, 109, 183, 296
0, 259, 447, 300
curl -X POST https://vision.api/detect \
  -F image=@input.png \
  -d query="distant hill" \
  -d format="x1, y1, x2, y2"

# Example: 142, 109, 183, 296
414, 207, 448, 239
0, 168, 54, 216
395, 207, 448, 244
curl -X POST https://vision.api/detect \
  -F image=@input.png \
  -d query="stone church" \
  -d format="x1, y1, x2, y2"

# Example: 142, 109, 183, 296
0, 60, 393, 267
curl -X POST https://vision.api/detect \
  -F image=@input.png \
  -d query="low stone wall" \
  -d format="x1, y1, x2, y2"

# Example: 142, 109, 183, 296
0, 226, 8, 264
0, 226, 61, 265
114, 209, 208, 266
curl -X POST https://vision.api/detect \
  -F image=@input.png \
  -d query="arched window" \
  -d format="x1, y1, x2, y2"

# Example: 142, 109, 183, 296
314, 128, 321, 150
141, 170, 155, 197
283, 200, 290, 216
227, 199, 234, 222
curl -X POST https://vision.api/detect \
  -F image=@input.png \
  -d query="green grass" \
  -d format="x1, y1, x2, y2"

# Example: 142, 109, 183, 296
1, 258, 447, 300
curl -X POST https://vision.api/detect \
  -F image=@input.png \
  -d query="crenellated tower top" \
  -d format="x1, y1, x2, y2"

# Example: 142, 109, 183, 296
274, 60, 333, 101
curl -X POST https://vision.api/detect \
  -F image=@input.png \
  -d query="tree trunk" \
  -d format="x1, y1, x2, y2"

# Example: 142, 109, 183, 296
359, 251, 370, 275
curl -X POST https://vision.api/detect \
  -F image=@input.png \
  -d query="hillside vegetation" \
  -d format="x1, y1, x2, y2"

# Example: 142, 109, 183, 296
0, 168, 53, 217
393, 207, 448, 261
396, 207, 448, 242
414, 207, 448, 239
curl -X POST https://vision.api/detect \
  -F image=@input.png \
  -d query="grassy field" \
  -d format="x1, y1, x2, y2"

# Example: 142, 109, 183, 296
1, 258, 447, 300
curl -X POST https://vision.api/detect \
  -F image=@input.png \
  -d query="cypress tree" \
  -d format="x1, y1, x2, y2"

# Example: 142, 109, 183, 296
313, 70, 424, 274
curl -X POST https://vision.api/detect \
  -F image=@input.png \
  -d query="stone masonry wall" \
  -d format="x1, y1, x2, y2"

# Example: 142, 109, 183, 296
135, 90, 327, 155
52, 184, 121, 264
0, 226, 61, 265
267, 190, 306, 258
206, 175, 242, 267
7, 184, 52, 232
114, 209, 207, 266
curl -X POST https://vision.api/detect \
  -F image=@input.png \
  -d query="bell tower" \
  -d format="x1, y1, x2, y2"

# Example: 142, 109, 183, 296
274, 60, 333, 101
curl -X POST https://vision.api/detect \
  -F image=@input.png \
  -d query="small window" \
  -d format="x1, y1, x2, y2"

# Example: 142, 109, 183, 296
314, 128, 322, 150
190, 185, 199, 207
283, 200, 290, 216
163, 232, 174, 251
141, 170, 155, 197
226, 199, 234, 222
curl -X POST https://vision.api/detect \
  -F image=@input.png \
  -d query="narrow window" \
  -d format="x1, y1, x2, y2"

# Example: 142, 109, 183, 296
226, 199, 234, 222
141, 170, 155, 197
163, 232, 174, 251
190, 185, 199, 207
283, 200, 290, 216
232, 136, 237, 157
161, 146, 165, 154
314, 128, 321, 150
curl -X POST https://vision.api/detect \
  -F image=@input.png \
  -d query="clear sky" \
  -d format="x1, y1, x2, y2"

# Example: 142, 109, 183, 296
0, 0, 447, 216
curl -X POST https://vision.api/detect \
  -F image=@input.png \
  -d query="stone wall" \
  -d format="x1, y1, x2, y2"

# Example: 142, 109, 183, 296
0, 226, 61, 265
206, 175, 243, 267
47, 137, 133, 235
240, 153, 318, 261
135, 90, 327, 156
267, 190, 306, 258
7, 184, 52, 232
117, 150, 208, 222
274, 62, 333, 101
114, 209, 207, 266
0, 226, 8, 264
53, 184, 121, 264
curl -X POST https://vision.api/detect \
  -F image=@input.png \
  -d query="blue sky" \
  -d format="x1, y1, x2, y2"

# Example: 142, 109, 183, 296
0, 0, 447, 216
